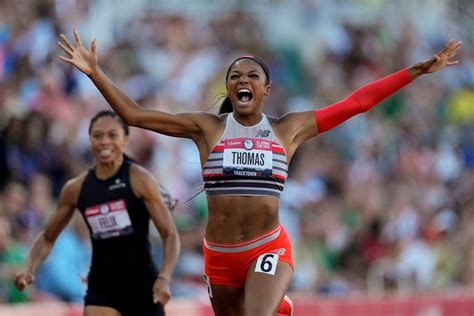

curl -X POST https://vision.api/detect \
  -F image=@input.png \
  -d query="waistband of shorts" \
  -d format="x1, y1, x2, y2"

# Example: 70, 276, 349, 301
204, 225, 282, 253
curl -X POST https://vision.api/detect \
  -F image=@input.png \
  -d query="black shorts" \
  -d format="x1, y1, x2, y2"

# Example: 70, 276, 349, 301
84, 269, 165, 316
85, 276, 164, 316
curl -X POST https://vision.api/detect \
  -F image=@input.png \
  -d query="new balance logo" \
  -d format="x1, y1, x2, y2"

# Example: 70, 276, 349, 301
271, 248, 286, 255
256, 129, 271, 137
109, 178, 126, 190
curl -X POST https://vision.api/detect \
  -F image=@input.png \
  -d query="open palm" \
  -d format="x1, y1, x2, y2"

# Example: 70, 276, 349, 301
423, 39, 462, 74
58, 29, 98, 75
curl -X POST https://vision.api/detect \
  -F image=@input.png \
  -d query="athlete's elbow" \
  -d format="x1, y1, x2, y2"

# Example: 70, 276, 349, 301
166, 226, 180, 241
110, 105, 143, 126
119, 113, 139, 126
123, 111, 149, 129
164, 227, 180, 245
170, 232, 181, 255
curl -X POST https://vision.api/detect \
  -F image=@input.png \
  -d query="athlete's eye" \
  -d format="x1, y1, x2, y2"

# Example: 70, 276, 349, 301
230, 74, 239, 80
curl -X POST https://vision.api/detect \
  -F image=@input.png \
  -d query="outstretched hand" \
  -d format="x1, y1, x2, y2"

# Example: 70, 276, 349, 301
409, 40, 462, 79
58, 28, 98, 76
424, 39, 462, 73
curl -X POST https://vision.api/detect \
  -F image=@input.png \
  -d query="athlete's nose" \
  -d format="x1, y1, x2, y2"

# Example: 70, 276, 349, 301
238, 75, 249, 84
99, 136, 112, 145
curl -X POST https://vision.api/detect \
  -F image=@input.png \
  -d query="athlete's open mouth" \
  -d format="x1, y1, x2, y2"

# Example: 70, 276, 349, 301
237, 88, 253, 103
98, 148, 112, 158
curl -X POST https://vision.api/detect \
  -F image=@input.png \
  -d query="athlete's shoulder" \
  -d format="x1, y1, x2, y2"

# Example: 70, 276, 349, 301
182, 111, 222, 122
129, 161, 152, 177
128, 162, 157, 186
128, 162, 160, 199
203, 111, 227, 124
59, 170, 88, 203
271, 111, 307, 126
64, 171, 88, 192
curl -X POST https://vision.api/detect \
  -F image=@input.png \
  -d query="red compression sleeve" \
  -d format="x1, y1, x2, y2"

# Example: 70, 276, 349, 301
314, 69, 412, 133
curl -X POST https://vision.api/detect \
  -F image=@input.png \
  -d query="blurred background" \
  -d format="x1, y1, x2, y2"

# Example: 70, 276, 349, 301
1, 0, 474, 315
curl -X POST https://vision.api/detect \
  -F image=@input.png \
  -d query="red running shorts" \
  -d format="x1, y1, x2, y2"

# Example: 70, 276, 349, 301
203, 225, 294, 288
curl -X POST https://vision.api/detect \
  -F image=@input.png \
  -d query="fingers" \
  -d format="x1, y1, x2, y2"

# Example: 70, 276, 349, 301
14, 277, 23, 291
58, 41, 73, 56
15, 281, 24, 291
447, 40, 462, 51
441, 39, 462, 56
58, 55, 74, 64
434, 40, 462, 68
446, 39, 455, 47
19, 280, 28, 291
73, 28, 82, 46
153, 289, 171, 304
60, 34, 75, 51
91, 38, 97, 55
153, 293, 161, 304
153, 294, 171, 305
448, 42, 462, 58
14, 274, 34, 291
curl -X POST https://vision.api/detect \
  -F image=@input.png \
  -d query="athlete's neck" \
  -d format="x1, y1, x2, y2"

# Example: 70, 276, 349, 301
232, 112, 264, 126
95, 155, 124, 180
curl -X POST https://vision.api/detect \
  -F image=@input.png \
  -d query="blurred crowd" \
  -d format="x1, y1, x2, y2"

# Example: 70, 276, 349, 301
1, 0, 474, 305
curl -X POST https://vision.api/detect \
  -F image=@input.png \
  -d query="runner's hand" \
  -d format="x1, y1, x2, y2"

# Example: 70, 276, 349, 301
419, 39, 462, 74
58, 28, 98, 76
14, 272, 35, 291
153, 277, 171, 305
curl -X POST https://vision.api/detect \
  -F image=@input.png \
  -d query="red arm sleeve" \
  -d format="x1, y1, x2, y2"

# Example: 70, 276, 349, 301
314, 68, 412, 133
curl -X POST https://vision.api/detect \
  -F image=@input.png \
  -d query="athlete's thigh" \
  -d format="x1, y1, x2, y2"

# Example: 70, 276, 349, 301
244, 258, 293, 316
84, 305, 121, 316
209, 284, 245, 316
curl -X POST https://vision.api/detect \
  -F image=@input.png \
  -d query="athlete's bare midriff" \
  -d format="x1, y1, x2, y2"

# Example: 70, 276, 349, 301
205, 195, 280, 244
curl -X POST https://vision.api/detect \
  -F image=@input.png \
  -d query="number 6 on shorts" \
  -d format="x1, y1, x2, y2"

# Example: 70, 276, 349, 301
255, 253, 279, 275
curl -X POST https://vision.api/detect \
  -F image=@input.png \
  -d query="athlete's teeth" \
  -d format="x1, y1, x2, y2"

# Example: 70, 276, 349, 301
100, 149, 112, 155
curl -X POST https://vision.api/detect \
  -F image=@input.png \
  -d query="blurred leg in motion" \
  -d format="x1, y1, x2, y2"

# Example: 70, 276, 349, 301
277, 294, 293, 316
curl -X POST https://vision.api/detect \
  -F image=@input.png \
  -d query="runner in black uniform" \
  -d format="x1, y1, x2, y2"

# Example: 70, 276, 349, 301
15, 111, 180, 316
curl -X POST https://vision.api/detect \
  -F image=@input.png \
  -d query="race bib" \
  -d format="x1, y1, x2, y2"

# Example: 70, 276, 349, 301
84, 199, 134, 240
255, 253, 279, 275
222, 138, 273, 177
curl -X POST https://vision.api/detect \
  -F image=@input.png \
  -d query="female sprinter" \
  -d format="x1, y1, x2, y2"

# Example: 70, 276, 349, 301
15, 111, 181, 316
58, 29, 461, 316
